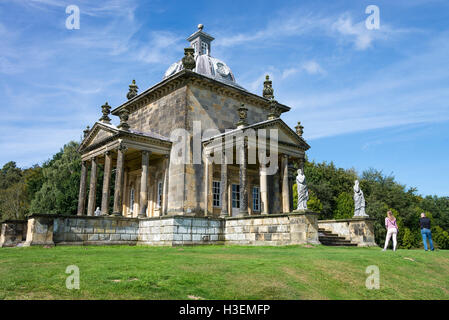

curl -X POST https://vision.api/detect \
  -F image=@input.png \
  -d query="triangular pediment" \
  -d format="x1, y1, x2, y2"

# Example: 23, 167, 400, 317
79, 122, 118, 152
202, 118, 310, 151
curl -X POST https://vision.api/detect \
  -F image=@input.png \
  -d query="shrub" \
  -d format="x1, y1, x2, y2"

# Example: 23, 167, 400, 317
433, 226, 449, 249
401, 228, 415, 249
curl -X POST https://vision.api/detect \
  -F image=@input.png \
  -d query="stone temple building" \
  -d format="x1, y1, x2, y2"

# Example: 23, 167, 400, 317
77, 25, 310, 219
0, 26, 377, 248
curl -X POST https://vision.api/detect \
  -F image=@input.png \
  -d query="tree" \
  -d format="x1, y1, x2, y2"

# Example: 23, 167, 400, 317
0, 161, 22, 189
401, 228, 416, 249
30, 141, 82, 215
433, 226, 449, 249
307, 190, 323, 213
334, 192, 354, 219
0, 181, 28, 220
304, 160, 357, 219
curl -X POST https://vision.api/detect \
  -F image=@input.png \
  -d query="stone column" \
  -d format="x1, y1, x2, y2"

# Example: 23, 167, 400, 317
162, 154, 170, 216
100, 151, 112, 215
139, 151, 150, 218
87, 157, 98, 216
77, 160, 88, 216
239, 140, 249, 216
281, 155, 291, 213
260, 164, 269, 215
204, 155, 210, 216
220, 149, 228, 217
288, 164, 295, 211
112, 144, 126, 216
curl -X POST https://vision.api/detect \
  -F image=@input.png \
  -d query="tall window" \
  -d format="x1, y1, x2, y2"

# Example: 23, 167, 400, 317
157, 181, 163, 208
252, 186, 260, 212
232, 184, 240, 208
201, 42, 208, 55
130, 188, 135, 213
192, 41, 198, 54
213, 181, 221, 207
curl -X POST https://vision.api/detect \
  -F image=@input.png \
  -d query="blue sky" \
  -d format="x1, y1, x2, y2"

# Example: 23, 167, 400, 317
0, 0, 448, 196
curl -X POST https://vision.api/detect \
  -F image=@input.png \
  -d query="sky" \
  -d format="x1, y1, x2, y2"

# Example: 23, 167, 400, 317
0, 0, 448, 197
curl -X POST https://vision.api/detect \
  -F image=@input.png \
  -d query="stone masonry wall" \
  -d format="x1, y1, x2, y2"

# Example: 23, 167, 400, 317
0, 220, 27, 247
224, 212, 320, 246
17, 213, 321, 247
52, 215, 139, 245
138, 216, 224, 246
318, 218, 377, 247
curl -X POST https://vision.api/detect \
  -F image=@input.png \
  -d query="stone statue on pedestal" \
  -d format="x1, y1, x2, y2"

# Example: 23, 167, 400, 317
353, 180, 368, 217
296, 168, 309, 210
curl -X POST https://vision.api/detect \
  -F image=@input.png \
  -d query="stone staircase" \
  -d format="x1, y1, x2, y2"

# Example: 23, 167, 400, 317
318, 228, 357, 246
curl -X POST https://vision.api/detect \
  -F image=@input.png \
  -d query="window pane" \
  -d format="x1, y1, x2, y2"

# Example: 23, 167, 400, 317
213, 181, 221, 207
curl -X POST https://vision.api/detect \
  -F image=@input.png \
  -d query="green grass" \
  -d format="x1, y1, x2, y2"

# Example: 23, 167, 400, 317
1, 245, 448, 300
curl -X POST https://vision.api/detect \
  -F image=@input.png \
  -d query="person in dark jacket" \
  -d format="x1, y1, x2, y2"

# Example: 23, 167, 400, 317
419, 213, 434, 251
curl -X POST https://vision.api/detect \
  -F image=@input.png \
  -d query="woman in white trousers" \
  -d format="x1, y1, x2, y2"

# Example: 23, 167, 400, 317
383, 210, 399, 251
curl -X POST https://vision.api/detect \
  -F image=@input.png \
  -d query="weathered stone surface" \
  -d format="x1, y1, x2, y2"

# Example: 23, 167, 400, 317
7, 212, 322, 248
318, 217, 377, 247
0, 221, 27, 247
23, 217, 54, 247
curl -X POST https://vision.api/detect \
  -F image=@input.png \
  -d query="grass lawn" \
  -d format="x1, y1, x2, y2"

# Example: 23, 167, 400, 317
0, 244, 448, 300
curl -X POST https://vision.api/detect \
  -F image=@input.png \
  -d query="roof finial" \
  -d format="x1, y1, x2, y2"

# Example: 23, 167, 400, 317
295, 121, 304, 137
267, 99, 280, 120
117, 108, 130, 131
198, 24, 204, 31
263, 75, 274, 99
127, 79, 138, 100
182, 48, 196, 71
83, 126, 90, 139
236, 103, 248, 128
99, 102, 111, 124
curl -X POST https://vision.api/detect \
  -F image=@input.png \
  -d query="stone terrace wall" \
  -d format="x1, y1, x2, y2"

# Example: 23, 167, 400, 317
18, 213, 320, 247
0, 220, 27, 247
224, 212, 320, 246
138, 216, 224, 246
53, 215, 139, 245
318, 218, 377, 247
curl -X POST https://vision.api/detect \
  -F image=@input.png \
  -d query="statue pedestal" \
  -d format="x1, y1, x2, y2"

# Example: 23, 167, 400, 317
318, 217, 377, 247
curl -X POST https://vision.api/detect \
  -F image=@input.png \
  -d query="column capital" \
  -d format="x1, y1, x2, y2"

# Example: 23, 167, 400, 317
117, 143, 128, 152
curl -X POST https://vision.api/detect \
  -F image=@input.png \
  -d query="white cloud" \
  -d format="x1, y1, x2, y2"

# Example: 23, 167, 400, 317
281, 61, 326, 79
282, 34, 449, 140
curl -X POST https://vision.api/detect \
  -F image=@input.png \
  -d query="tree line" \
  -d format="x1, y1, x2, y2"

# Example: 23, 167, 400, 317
1, 140, 448, 249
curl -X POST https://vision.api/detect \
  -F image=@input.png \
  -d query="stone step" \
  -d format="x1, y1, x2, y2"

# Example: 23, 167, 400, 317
318, 227, 358, 247
319, 241, 358, 247
319, 232, 344, 239
319, 235, 347, 241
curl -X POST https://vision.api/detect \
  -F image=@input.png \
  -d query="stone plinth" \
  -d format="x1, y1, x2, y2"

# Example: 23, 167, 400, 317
0, 220, 27, 247
224, 212, 320, 246
24, 216, 55, 247
318, 217, 377, 247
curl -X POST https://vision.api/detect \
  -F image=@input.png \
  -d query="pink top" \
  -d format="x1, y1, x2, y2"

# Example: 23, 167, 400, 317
385, 217, 398, 230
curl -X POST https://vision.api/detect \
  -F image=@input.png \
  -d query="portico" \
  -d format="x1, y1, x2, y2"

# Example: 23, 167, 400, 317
77, 121, 172, 218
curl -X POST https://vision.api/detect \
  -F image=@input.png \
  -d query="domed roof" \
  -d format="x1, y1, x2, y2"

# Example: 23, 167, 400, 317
163, 25, 246, 90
